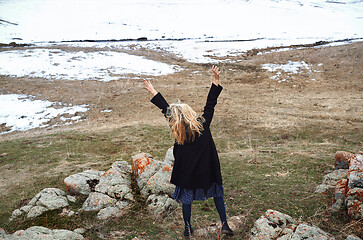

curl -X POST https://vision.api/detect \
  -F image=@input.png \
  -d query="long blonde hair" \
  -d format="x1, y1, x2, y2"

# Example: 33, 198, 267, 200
167, 102, 205, 145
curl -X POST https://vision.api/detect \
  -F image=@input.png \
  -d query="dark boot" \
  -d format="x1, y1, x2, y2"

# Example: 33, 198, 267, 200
221, 222, 234, 236
184, 222, 194, 238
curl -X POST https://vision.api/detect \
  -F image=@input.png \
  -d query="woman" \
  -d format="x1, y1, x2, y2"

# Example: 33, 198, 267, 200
144, 66, 233, 238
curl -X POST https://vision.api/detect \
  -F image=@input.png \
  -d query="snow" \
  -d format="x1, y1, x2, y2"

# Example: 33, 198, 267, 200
0, 0, 362, 63
261, 61, 322, 83
0, 49, 180, 81
0, 94, 88, 134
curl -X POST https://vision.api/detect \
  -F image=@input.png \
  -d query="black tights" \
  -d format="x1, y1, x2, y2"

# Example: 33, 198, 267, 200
182, 197, 227, 228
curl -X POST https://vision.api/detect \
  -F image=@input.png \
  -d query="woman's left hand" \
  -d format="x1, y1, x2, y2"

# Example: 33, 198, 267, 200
144, 79, 158, 96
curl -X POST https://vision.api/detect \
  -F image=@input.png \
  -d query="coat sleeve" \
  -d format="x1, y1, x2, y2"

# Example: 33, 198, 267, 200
150, 92, 170, 117
202, 83, 223, 127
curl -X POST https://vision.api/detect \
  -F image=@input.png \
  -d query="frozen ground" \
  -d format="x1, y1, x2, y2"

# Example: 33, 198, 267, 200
0, 49, 180, 81
0, 94, 88, 134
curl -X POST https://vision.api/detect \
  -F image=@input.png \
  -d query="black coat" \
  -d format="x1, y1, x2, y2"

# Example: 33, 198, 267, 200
151, 83, 223, 189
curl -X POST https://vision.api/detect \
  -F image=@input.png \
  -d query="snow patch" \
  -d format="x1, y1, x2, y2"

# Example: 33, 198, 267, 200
0, 49, 180, 81
0, 94, 88, 134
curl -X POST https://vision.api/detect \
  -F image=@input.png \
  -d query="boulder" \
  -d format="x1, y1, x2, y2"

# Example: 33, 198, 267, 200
345, 188, 363, 220
95, 161, 133, 200
348, 154, 363, 188
146, 194, 179, 218
335, 151, 355, 169
2, 226, 83, 240
250, 210, 295, 240
164, 146, 175, 166
96, 202, 130, 220
290, 224, 335, 240
132, 153, 161, 189
81, 192, 117, 211
64, 170, 104, 195
316, 169, 349, 193
250, 210, 337, 240
140, 163, 174, 198
10, 188, 69, 220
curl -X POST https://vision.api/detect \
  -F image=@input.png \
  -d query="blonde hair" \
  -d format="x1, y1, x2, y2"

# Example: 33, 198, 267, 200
167, 102, 205, 145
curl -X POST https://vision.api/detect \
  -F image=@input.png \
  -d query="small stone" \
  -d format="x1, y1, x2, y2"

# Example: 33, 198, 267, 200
10, 209, 23, 220
346, 235, 362, 240
74, 228, 86, 235
0, 153, 7, 157
67, 195, 77, 203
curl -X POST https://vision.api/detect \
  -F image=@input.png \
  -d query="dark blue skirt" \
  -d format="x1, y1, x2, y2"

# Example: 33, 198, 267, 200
174, 182, 224, 204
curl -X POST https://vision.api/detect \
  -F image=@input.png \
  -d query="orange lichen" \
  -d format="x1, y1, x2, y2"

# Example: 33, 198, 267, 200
132, 155, 152, 178
162, 165, 172, 172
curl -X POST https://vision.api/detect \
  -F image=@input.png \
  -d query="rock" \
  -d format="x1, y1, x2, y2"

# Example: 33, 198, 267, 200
132, 153, 161, 189
82, 192, 117, 211
335, 179, 348, 201
290, 224, 335, 239
346, 188, 363, 220
64, 170, 104, 195
335, 151, 355, 169
9, 209, 23, 221
35, 188, 69, 210
140, 162, 174, 198
27, 206, 48, 218
194, 214, 247, 237
3, 226, 84, 240
67, 195, 77, 203
73, 228, 86, 235
346, 235, 362, 240
97, 203, 129, 220
10, 188, 69, 220
95, 162, 132, 200
250, 215, 278, 239
0, 152, 7, 157
323, 169, 349, 186
111, 161, 132, 173
348, 154, 363, 188
164, 146, 175, 166
265, 209, 295, 228
332, 178, 348, 210
250, 210, 295, 240
59, 208, 75, 217
146, 194, 179, 218
315, 184, 333, 193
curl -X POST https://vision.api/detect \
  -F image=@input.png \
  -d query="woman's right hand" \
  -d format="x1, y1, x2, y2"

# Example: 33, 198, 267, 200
212, 65, 220, 86
144, 79, 158, 96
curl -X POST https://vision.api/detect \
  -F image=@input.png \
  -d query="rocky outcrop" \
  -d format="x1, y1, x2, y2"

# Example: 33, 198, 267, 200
316, 151, 363, 220
0, 226, 84, 240
10, 188, 69, 220
131, 148, 178, 217
249, 209, 361, 240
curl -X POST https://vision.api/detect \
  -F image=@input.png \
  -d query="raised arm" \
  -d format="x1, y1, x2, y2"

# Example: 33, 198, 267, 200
144, 79, 170, 116
144, 79, 158, 96
203, 66, 223, 127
